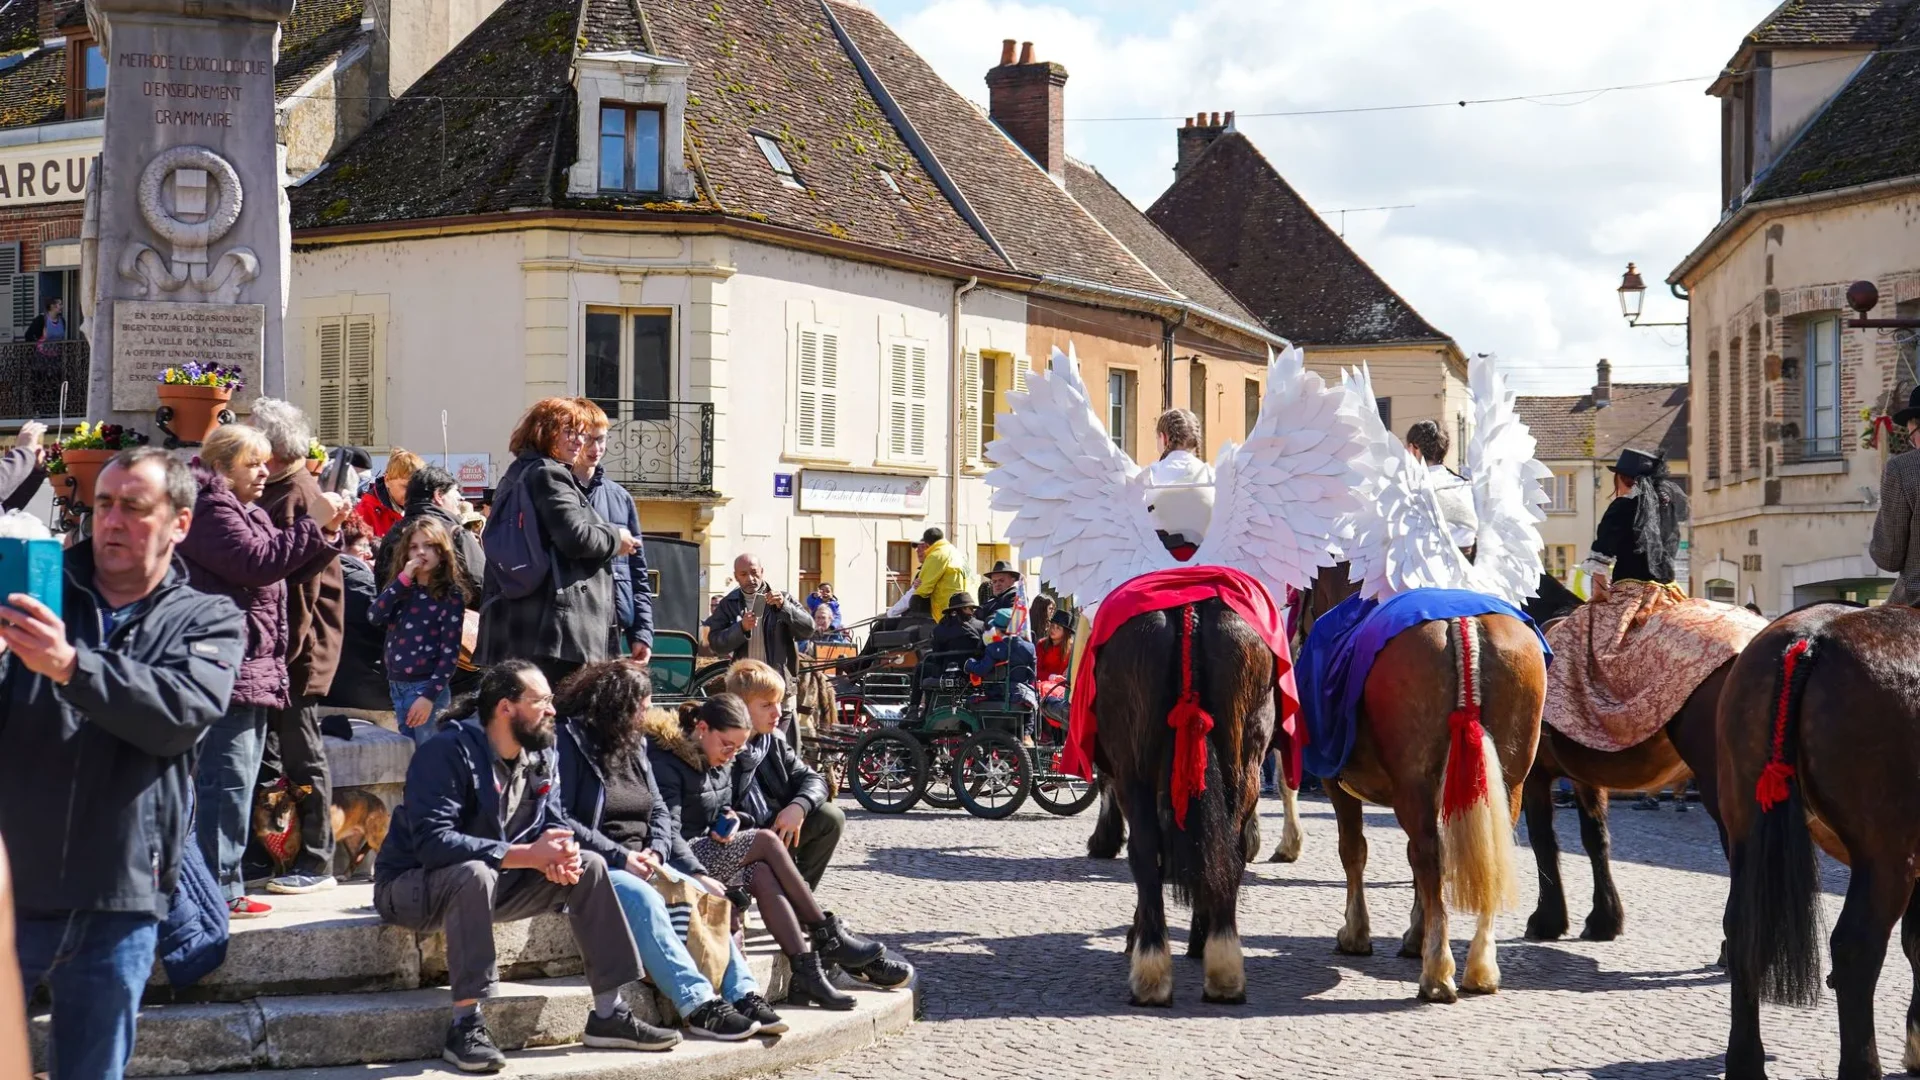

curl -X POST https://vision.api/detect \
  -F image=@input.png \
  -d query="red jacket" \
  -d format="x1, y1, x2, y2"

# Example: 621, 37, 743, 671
355, 487, 403, 538
1035, 637, 1071, 682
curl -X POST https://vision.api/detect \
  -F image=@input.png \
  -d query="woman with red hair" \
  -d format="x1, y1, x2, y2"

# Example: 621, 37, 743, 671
475, 397, 642, 685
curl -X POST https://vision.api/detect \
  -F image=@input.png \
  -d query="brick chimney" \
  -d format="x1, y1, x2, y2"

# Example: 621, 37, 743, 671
1174, 111, 1234, 179
1593, 359, 1612, 409
986, 40, 1069, 180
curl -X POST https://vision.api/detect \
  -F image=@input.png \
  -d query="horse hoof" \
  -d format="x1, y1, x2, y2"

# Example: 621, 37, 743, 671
1460, 963, 1500, 995
1524, 911, 1567, 941
1335, 930, 1373, 956
1202, 991, 1247, 1005
1088, 840, 1121, 860
1417, 979, 1459, 1004
1128, 944, 1174, 1007
1398, 937, 1421, 960
1266, 843, 1301, 864
1713, 940, 1728, 969
1128, 994, 1173, 1008
1579, 919, 1621, 943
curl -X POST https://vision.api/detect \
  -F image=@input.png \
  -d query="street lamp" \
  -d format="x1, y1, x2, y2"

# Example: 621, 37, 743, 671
1617, 262, 1686, 328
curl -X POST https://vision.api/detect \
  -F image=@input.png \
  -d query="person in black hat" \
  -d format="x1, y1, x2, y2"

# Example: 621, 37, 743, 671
1582, 446, 1688, 601
1869, 386, 1920, 605
909, 594, 985, 719
976, 560, 1024, 631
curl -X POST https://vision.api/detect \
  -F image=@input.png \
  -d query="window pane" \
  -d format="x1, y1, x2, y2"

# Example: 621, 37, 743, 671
599, 133, 626, 190
633, 109, 662, 193
83, 46, 105, 116
755, 134, 792, 175
1108, 372, 1125, 443
980, 356, 997, 449
584, 312, 622, 413
632, 313, 671, 421
600, 105, 626, 137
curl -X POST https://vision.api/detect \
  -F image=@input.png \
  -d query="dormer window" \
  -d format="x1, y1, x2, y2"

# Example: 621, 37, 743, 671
754, 132, 803, 189
598, 104, 663, 194
66, 39, 105, 119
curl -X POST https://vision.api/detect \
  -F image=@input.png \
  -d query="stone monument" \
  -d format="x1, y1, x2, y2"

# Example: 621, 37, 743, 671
80, 0, 295, 427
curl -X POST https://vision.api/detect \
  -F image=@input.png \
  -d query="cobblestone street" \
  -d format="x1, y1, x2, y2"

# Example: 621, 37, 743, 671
776, 792, 1915, 1080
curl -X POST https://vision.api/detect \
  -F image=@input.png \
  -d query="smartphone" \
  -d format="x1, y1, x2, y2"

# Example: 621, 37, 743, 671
0, 538, 62, 621
710, 812, 738, 841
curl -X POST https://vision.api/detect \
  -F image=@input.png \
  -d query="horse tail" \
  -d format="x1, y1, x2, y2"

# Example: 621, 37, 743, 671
1439, 616, 1517, 916
1727, 635, 1823, 1007
1162, 602, 1247, 912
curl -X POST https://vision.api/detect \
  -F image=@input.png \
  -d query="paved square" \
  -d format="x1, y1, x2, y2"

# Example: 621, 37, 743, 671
773, 792, 1914, 1079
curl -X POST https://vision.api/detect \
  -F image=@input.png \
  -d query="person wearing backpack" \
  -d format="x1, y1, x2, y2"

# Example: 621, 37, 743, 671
477, 398, 642, 687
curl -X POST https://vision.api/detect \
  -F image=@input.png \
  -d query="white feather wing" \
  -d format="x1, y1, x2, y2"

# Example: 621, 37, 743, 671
1465, 354, 1552, 607
983, 344, 1175, 602
1190, 346, 1369, 600
1339, 365, 1472, 600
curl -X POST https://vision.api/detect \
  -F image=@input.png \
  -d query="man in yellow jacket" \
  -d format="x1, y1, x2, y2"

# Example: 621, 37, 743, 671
912, 528, 969, 619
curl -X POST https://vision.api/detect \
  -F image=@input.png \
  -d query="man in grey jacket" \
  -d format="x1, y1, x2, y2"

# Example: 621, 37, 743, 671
705, 553, 813, 741
1870, 387, 1920, 604
0, 448, 246, 1080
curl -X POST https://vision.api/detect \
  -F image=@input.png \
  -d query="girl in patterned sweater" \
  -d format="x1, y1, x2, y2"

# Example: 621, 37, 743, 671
369, 517, 472, 746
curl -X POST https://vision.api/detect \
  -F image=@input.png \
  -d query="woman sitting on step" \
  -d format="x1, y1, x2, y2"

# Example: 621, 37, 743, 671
552, 660, 773, 1041
648, 695, 890, 1010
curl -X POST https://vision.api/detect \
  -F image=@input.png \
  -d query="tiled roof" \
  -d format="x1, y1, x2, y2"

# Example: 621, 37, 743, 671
1062, 158, 1258, 324
1749, 5, 1920, 201
1146, 131, 1449, 347
0, 48, 63, 129
1745, 0, 1915, 45
276, 0, 372, 99
1516, 382, 1689, 465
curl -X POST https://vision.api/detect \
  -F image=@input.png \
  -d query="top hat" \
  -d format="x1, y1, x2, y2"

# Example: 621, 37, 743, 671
985, 560, 1022, 579
1610, 446, 1664, 479
1049, 608, 1075, 632
945, 593, 978, 614
1893, 386, 1920, 428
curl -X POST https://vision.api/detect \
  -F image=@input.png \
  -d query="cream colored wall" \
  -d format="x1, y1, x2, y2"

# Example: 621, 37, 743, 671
280, 45, 375, 178
1309, 342, 1469, 467
1766, 49, 1869, 160
369, 0, 506, 98
1678, 189, 1920, 612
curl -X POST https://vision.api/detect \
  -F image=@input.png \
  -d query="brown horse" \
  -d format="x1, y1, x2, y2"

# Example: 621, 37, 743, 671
1289, 563, 1545, 1003
1718, 602, 1920, 1080
1091, 598, 1276, 1006
1517, 574, 1736, 944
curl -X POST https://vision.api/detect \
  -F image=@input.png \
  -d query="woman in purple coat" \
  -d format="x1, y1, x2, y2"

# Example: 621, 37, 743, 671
180, 425, 345, 917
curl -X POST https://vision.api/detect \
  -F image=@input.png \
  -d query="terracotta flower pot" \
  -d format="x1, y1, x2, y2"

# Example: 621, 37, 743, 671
57, 448, 115, 506
305, 457, 325, 476
157, 383, 234, 446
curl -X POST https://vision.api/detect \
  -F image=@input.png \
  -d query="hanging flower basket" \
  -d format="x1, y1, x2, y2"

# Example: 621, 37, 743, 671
56, 448, 115, 505
46, 422, 149, 507
154, 363, 244, 447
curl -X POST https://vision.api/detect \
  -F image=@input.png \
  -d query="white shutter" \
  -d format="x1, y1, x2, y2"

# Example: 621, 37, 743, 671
961, 349, 982, 466
908, 342, 928, 460
795, 326, 839, 454
344, 315, 376, 445
818, 329, 839, 451
314, 317, 345, 443
885, 341, 910, 460
1011, 354, 1028, 395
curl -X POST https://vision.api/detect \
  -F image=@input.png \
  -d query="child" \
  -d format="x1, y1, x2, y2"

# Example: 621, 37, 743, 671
369, 517, 471, 746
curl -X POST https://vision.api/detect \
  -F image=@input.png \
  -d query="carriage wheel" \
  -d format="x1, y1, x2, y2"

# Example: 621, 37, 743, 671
847, 730, 926, 814
952, 730, 1031, 819
1027, 746, 1098, 816
921, 734, 965, 809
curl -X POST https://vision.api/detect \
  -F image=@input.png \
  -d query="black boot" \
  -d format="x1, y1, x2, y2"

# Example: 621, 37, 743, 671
808, 912, 884, 969
786, 950, 857, 1010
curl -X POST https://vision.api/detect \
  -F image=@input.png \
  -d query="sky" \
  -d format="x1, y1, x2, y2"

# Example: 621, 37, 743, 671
861, 0, 1777, 394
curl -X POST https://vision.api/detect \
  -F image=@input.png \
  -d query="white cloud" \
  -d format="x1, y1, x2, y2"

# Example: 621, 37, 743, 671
867, 0, 1770, 393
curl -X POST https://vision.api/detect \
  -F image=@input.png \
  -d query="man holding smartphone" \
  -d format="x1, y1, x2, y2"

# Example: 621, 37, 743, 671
703, 553, 814, 744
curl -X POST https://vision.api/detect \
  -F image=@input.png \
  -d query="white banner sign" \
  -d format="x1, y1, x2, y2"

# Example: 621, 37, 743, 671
797, 469, 929, 516
0, 140, 98, 206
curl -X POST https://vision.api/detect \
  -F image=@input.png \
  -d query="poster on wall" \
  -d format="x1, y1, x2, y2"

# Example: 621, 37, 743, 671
796, 469, 929, 515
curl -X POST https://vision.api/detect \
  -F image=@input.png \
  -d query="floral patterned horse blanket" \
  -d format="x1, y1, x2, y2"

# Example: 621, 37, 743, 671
1543, 581, 1768, 751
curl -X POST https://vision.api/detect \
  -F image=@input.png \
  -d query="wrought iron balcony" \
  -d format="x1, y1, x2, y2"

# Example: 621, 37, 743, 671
592, 398, 716, 497
0, 339, 89, 423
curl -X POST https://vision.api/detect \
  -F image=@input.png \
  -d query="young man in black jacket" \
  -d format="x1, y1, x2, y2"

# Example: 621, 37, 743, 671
372, 660, 672, 1072
0, 449, 247, 1080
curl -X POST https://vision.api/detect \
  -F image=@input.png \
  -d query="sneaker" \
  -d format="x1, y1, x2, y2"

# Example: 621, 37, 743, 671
683, 998, 759, 1041
582, 1002, 680, 1051
731, 993, 787, 1035
1631, 794, 1661, 811
264, 873, 336, 895
227, 896, 273, 919
846, 952, 914, 989
443, 1014, 506, 1073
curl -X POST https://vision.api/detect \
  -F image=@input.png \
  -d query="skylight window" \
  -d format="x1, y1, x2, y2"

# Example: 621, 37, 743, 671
876, 165, 903, 199
753, 133, 803, 190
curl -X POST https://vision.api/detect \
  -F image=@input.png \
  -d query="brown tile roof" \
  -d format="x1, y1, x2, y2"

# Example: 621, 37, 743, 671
1745, 0, 1916, 45
1146, 131, 1449, 347
275, 0, 372, 99
1750, 4, 1920, 201
0, 47, 64, 130
1516, 382, 1689, 465
1062, 157, 1258, 324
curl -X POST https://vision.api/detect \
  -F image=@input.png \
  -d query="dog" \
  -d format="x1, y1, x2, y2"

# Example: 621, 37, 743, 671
252, 781, 391, 880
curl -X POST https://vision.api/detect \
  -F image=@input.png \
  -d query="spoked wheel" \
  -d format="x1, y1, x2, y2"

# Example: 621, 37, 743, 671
1027, 745, 1098, 816
848, 729, 927, 814
952, 730, 1031, 819
921, 734, 964, 809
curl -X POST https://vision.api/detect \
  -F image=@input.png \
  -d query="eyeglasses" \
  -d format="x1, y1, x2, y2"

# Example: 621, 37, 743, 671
582, 434, 609, 447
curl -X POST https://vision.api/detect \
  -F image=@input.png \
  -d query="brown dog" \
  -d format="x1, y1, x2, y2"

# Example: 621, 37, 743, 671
252, 783, 390, 880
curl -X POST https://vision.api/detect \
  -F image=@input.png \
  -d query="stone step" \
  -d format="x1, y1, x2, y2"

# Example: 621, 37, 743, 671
162, 983, 915, 1080
143, 882, 788, 1004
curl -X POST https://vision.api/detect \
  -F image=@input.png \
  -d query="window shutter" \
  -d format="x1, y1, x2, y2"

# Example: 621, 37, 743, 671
908, 342, 928, 460
314, 316, 345, 443
885, 341, 910, 460
818, 329, 839, 451
344, 315, 376, 445
1010, 354, 1028, 395
795, 326, 838, 454
962, 349, 981, 466
0, 244, 22, 340
9, 259, 35, 341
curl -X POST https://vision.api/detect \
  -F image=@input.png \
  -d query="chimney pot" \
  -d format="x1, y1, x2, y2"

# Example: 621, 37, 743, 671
1182, 116, 1193, 128
1224, 110, 1235, 128
999, 39, 1016, 66
1209, 112, 1221, 126
986, 40, 1069, 179
1594, 359, 1613, 408
1017, 41, 1035, 64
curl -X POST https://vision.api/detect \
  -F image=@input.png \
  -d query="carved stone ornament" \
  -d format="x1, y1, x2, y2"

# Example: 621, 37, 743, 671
117, 145, 260, 304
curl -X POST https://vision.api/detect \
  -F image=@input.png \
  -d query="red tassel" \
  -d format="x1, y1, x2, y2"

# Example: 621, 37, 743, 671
1442, 704, 1488, 823
1167, 693, 1214, 829
1754, 760, 1795, 813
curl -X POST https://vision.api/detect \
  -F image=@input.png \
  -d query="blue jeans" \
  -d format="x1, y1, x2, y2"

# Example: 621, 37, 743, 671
389, 680, 452, 748
195, 703, 268, 901
16, 910, 160, 1080
609, 868, 757, 1014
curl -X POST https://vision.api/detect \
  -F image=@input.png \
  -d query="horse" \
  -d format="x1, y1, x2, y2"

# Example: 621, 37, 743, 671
1718, 601, 1920, 1080
1091, 597, 1277, 1006
1517, 573, 1736, 944
1284, 563, 1545, 1003
1087, 748, 1306, 866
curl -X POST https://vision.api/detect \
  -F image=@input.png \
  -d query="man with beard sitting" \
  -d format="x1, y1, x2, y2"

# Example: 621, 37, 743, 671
372, 660, 673, 1072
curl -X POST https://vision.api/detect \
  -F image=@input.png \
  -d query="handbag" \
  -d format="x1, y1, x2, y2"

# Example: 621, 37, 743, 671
647, 867, 732, 1015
